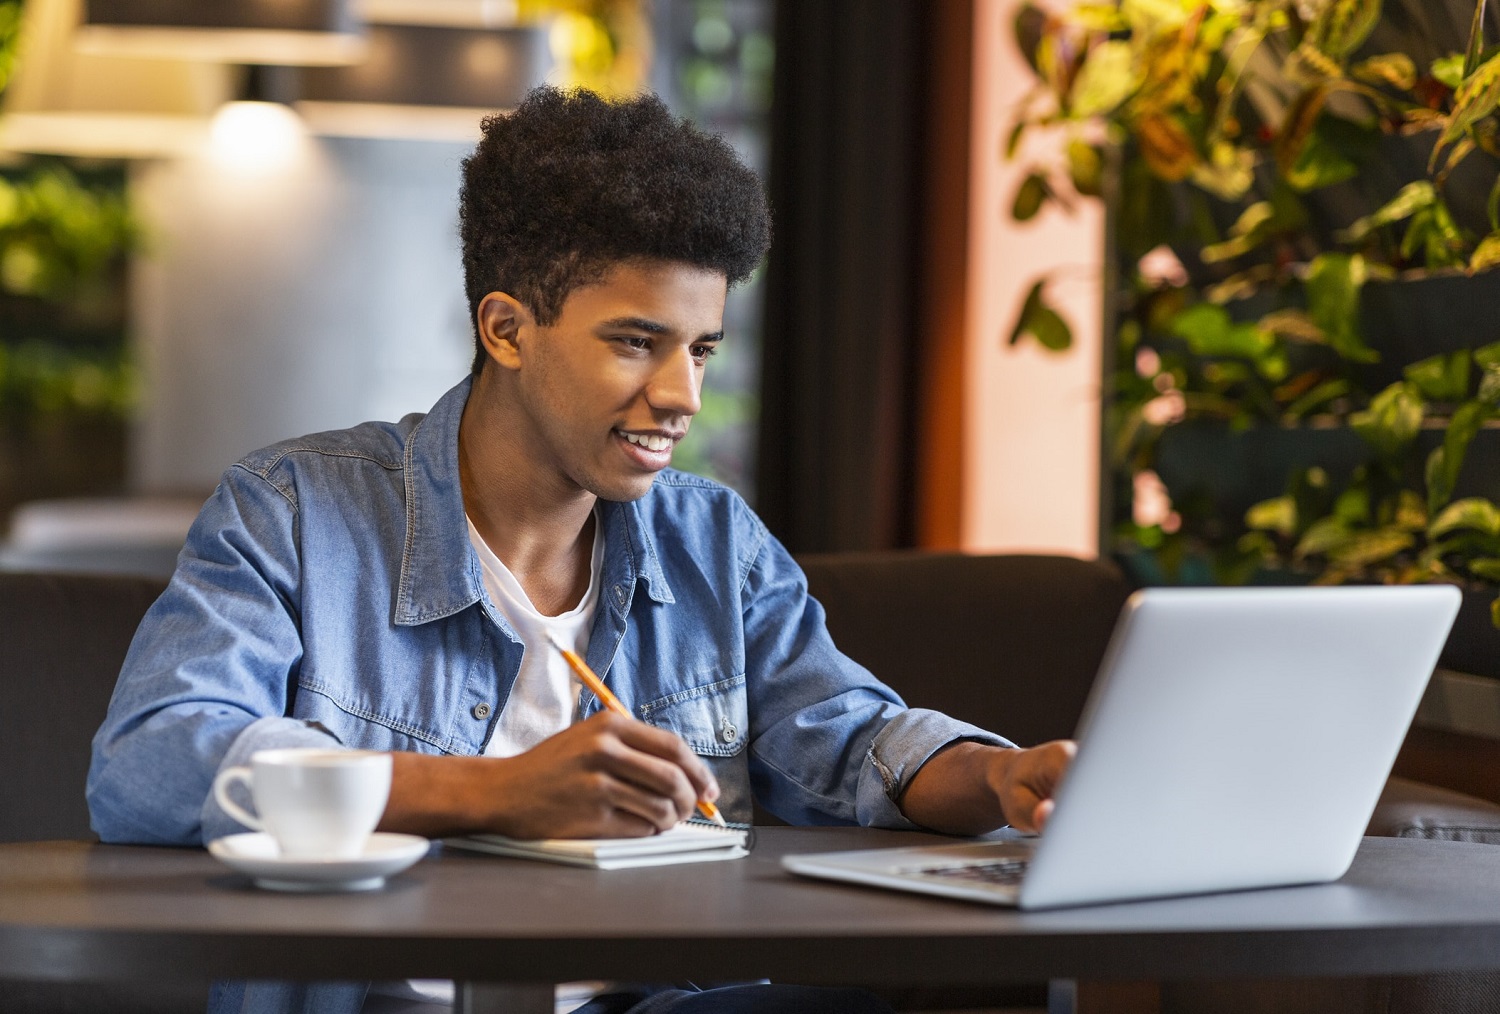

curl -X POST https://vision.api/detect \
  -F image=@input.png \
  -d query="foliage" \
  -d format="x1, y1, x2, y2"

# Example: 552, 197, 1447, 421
1241, 342, 1500, 622
0, 162, 138, 423
1009, 0, 1500, 617
0, 2, 20, 97
0, 6, 138, 432
520, 0, 651, 96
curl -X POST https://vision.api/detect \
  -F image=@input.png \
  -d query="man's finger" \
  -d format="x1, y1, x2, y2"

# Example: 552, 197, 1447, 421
606, 714, 721, 800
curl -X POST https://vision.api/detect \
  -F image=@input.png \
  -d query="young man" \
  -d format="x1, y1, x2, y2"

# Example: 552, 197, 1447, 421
88, 88, 1073, 1014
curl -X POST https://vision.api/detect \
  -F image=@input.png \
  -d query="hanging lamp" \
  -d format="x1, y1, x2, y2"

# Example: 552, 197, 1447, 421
74, 0, 368, 67
0, 0, 233, 158
294, 11, 549, 142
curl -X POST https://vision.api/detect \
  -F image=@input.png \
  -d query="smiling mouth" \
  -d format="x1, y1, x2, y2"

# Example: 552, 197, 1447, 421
619, 431, 675, 452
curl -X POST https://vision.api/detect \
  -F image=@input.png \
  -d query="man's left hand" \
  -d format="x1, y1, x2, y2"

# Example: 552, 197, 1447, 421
899, 739, 1076, 836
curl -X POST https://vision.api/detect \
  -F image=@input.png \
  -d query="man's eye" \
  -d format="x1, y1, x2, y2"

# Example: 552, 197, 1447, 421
692, 345, 719, 362
619, 335, 652, 350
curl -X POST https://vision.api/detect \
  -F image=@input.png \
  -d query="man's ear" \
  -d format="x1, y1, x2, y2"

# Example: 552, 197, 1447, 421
475, 292, 529, 372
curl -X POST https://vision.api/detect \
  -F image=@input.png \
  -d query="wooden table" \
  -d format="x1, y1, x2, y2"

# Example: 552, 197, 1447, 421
4, 828, 1500, 1013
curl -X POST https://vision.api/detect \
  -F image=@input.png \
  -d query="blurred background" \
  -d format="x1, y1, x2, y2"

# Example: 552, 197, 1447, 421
0, 0, 1100, 573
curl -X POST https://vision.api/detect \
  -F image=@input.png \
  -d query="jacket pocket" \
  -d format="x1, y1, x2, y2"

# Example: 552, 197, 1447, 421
637, 674, 748, 757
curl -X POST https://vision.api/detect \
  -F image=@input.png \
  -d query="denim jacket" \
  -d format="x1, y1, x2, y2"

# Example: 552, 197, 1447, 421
86, 377, 1007, 1012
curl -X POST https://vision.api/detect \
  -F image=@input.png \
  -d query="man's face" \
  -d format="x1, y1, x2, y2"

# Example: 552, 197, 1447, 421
507, 259, 727, 502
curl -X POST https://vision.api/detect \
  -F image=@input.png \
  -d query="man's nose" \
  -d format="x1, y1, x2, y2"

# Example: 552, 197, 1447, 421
646, 348, 702, 416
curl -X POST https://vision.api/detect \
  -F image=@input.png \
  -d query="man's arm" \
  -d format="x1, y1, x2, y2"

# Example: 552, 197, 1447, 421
898, 739, 1076, 835
88, 471, 328, 846
379, 710, 720, 840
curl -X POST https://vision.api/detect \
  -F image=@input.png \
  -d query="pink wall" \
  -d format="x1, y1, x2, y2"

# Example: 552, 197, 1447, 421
962, 0, 1102, 557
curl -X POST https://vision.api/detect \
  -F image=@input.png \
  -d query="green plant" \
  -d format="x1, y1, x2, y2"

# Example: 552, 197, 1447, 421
0, 162, 139, 424
0, 2, 139, 426
1008, 0, 1500, 618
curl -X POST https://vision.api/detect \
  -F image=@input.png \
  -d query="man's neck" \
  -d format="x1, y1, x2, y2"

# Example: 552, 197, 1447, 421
458, 372, 598, 615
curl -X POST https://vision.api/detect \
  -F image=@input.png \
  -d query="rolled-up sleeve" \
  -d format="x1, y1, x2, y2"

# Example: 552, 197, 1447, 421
740, 532, 1010, 829
87, 465, 338, 846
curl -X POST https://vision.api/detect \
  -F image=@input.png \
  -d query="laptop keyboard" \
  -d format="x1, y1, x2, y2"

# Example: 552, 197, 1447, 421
908, 857, 1030, 887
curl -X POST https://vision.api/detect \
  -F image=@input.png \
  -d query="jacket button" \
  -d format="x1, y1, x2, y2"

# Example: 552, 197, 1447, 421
720, 718, 737, 743
472, 702, 492, 720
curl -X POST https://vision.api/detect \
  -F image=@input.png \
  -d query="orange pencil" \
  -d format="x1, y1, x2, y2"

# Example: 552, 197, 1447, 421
545, 630, 727, 827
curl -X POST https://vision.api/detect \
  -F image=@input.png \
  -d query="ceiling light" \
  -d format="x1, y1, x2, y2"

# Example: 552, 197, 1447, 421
0, 0, 232, 158
294, 22, 549, 142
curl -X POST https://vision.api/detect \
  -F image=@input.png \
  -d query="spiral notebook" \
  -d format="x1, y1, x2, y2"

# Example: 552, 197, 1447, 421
446, 820, 750, 870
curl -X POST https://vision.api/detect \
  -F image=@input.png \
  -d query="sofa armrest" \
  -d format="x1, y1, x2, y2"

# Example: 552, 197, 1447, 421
1368, 775, 1500, 844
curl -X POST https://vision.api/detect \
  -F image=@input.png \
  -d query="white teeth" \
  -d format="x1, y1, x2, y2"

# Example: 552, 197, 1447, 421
622, 432, 671, 452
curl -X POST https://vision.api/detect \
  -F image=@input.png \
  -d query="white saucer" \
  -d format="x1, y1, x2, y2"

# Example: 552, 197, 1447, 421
208, 832, 430, 892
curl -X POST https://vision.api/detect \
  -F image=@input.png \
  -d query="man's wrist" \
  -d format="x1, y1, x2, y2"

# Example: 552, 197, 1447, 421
381, 752, 508, 838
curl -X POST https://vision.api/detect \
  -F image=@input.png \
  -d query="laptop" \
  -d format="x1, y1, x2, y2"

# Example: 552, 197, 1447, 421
782, 585, 1462, 909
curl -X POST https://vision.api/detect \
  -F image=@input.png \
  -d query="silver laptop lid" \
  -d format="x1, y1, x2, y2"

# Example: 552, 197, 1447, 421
1018, 585, 1461, 909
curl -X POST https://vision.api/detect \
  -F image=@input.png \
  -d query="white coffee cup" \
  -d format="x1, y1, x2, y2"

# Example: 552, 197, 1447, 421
212, 748, 392, 859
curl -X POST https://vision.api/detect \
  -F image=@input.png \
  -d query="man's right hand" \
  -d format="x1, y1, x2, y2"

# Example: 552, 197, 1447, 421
378, 711, 720, 840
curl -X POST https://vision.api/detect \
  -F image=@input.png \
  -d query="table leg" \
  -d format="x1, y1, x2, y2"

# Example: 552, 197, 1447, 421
1049, 979, 1161, 1014
457, 982, 555, 1014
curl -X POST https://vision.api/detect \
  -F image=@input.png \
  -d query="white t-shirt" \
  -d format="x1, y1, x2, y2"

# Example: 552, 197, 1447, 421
470, 512, 604, 758
367, 512, 607, 1014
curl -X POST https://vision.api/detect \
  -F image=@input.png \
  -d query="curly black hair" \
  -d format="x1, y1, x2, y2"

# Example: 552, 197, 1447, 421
459, 87, 771, 373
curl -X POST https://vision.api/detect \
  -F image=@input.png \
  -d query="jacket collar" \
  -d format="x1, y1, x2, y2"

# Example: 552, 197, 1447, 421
393, 377, 673, 626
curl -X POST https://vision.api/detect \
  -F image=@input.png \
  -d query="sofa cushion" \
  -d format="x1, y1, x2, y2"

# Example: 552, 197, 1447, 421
797, 551, 1133, 747
0, 570, 167, 843
1368, 775, 1500, 844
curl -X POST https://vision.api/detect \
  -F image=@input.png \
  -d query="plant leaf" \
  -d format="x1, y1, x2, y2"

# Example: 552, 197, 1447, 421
1423, 196, 1470, 269
1286, 126, 1362, 192
1135, 114, 1199, 182
1012, 3, 1048, 77
1467, 557, 1500, 581
1070, 39, 1137, 118
1473, 232, 1500, 273
1349, 381, 1425, 457
1008, 277, 1073, 351
1433, 53, 1466, 89
1466, 0, 1490, 80
1012, 172, 1050, 221
1475, 340, 1500, 370
1396, 489, 1428, 531
1308, 0, 1383, 59
1351, 52, 1418, 90
1404, 351, 1470, 402
1067, 139, 1103, 196
1481, 364, 1500, 405
1334, 485, 1372, 525
1259, 308, 1326, 343
1201, 201, 1279, 263
1295, 516, 1354, 558
1431, 497, 1500, 539
1327, 528, 1415, 568
1440, 50, 1500, 149
1305, 253, 1378, 363
1338, 181, 1436, 243
1275, 86, 1331, 180
1283, 377, 1353, 420
1427, 401, 1492, 515
1245, 496, 1297, 537
1167, 303, 1275, 359
1005, 120, 1027, 161
1191, 141, 1258, 200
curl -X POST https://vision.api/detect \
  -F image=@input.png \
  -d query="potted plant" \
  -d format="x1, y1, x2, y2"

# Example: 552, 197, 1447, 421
1006, 0, 1500, 662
